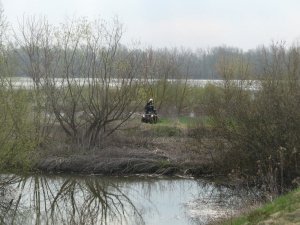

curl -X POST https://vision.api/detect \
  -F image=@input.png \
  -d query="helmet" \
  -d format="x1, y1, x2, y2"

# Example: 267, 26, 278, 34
149, 98, 153, 103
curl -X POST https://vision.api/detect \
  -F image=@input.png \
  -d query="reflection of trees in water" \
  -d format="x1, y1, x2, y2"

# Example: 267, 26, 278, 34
185, 180, 262, 225
0, 175, 22, 225
0, 176, 259, 225
194, 180, 263, 206
120, 178, 194, 199
0, 175, 145, 225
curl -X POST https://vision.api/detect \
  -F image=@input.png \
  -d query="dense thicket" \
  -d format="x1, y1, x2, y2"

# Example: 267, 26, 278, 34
193, 43, 300, 194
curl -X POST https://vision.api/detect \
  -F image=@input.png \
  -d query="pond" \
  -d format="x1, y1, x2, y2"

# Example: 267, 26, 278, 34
0, 174, 257, 225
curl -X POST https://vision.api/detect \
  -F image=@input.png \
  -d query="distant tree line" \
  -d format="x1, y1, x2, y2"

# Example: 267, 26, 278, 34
9, 43, 295, 80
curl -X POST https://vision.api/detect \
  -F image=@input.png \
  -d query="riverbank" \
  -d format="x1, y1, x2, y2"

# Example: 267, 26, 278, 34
220, 187, 300, 225
34, 117, 215, 177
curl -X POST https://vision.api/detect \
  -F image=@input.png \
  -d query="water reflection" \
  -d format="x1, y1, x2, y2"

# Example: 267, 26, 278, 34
0, 175, 258, 225
0, 175, 147, 225
185, 181, 261, 224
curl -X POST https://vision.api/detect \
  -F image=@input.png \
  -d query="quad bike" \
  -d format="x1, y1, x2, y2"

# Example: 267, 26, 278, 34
141, 112, 158, 124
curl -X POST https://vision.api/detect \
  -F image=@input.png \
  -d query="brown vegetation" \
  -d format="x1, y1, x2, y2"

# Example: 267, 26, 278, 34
35, 119, 213, 176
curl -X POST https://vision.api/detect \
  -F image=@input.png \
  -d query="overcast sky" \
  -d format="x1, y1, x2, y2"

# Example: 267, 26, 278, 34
2, 0, 300, 50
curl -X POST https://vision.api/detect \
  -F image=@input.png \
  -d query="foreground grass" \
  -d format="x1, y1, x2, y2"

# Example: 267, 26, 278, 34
223, 188, 300, 225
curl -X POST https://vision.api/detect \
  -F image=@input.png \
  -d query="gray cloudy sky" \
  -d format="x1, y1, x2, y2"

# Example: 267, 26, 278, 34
2, 0, 300, 50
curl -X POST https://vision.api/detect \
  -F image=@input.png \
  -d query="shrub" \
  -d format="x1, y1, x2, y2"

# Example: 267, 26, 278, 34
0, 88, 39, 170
197, 44, 300, 193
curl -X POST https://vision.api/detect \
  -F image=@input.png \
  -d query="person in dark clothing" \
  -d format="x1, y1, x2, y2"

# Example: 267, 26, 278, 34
142, 98, 158, 123
144, 98, 156, 114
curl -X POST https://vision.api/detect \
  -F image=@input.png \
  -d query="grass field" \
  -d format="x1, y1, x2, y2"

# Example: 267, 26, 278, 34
223, 188, 300, 225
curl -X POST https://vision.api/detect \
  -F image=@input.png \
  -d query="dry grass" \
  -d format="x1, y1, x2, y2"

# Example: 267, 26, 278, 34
34, 117, 216, 176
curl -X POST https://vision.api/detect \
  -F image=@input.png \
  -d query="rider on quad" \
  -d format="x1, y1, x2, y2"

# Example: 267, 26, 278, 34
144, 98, 156, 114
142, 98, 158, 123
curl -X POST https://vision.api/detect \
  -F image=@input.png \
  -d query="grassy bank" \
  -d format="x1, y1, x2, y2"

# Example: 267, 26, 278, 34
222, 188, 300, 225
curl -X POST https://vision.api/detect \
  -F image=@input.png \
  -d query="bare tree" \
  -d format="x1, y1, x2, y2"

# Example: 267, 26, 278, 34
16, 16, 142, 149
14, 16, 55, 144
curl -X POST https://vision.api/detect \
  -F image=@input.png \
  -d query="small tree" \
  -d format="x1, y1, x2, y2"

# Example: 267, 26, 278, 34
16, 17, 142, 149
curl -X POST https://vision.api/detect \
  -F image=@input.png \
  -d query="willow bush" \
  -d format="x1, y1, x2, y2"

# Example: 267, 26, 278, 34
197, 44, 300, 193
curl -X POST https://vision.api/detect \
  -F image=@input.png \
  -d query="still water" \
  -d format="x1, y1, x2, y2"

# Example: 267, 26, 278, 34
8, 77, 261, 91
0, 174, 255, 225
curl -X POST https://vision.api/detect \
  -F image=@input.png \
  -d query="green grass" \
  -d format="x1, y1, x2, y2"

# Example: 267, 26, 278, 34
223, 188, 300, 225
146, 116, 186, 137
153, 116, 216, 137
158, 116, 202, 126
157, 117, 173, 125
